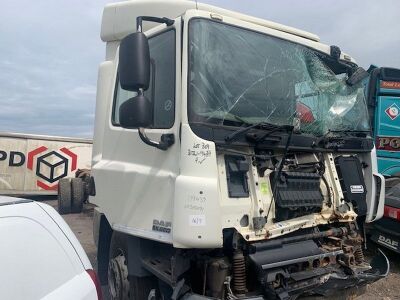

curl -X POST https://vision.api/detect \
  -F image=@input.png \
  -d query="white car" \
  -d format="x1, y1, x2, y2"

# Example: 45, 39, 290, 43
0, 196, 102, 300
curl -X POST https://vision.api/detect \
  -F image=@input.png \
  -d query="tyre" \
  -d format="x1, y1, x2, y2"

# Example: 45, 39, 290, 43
58, 178, 72, 215
76, 169, 91, 202
108, 232, 156, 300
82, 175, 91, 202
71, 178, 85, 213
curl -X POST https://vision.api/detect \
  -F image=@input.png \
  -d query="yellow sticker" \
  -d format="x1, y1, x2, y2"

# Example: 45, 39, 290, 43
260, 182, 269, 195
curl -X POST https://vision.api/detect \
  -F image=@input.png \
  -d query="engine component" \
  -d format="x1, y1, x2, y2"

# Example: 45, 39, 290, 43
232, 251, 247, 295
225, 155, 250, 198
294, 153, 319, 165
206, 257, 230, 298
334, 156, 367, 215
250, 227, 346, 252
250, 240, 325, 269
354, 246, 365, 264
246, 224, 381, 299
271, 171, 324, 221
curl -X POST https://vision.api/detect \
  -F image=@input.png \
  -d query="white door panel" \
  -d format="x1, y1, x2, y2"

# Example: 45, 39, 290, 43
92, 18, 182, 242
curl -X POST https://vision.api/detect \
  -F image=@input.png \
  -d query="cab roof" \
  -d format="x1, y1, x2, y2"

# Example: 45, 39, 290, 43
101, 0, 320, 42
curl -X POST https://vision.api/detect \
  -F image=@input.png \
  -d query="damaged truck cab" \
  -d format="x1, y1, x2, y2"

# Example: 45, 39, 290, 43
91, 1, 388, 299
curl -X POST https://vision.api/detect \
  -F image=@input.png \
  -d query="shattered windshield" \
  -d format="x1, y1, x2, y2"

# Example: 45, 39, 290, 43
188, 19, 370, 136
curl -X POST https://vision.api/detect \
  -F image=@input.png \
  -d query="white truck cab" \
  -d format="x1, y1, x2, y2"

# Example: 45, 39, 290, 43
91, 1, 389, 299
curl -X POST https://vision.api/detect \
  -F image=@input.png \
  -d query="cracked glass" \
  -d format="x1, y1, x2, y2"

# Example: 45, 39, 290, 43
188, 19, 370, 136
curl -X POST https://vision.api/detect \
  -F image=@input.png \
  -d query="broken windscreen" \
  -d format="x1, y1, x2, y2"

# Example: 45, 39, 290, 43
188, 19, 370, 136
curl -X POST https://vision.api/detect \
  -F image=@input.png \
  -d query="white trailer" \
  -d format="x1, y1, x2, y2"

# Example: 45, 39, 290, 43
0, 132, 92, 196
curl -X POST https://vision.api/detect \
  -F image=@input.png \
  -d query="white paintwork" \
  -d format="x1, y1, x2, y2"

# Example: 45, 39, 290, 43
363, 147, 386, 222
92, 16, 182, 245
0, 197, 97, 300
92, 0, 383, 248
100, 1, 354, 65
0, 132, 92, 195
101, 0, 320, 42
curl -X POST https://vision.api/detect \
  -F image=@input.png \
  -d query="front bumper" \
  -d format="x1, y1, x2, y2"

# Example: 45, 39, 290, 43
311, 249, 389, 297
370, 217, 400, 253
182, 250, 389, 300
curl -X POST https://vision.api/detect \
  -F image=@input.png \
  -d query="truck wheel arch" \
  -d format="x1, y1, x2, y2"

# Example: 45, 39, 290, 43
93, 209, 113, 285
93, 210, 154, 284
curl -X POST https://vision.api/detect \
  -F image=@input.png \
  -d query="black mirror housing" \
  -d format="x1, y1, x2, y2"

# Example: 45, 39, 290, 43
119, 94, 153, 128
118, 32, 150, 91
346, 67, 369, 86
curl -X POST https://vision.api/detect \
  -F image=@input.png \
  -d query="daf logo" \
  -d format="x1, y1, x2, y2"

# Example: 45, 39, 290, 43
378, 235, 399, 249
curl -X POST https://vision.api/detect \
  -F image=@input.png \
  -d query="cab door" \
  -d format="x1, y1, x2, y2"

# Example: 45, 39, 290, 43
93, 18, 181, 243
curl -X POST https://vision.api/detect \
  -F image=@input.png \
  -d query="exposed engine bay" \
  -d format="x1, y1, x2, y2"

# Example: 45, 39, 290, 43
140, 150, 388, 300
178, 223, 387, 300
218, 149, 368, 240
144, 223, 388, 300
177, 149, 387, 299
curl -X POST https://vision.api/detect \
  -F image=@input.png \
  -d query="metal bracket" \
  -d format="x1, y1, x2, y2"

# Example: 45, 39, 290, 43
138, 128, 174, 151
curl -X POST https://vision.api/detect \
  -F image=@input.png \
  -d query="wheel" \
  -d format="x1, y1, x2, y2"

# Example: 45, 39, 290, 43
58, 178, 71, 215
83, 176, 91, 202
108, 232, 156, 300
76, 169, 91, 202
71, 178, 85, 213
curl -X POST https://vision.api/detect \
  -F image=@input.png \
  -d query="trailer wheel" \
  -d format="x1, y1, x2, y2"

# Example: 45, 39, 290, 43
108, 233, 156, 300
71, 178, 85, 213
58, 178, 71, 215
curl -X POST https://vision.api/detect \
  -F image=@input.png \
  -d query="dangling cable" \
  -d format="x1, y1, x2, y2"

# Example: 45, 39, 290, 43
265, 128, 294, 222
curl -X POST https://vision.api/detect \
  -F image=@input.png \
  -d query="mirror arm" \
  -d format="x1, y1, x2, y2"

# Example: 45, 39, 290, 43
136, 16, 175, 32
138, 128, 175, 151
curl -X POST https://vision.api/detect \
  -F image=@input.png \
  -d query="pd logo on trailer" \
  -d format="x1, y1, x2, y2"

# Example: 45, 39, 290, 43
27, 147, 77, 190
385, 103, 400, 120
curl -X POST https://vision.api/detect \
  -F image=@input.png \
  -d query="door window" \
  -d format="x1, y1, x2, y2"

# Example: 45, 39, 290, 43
113, 29, 176, 129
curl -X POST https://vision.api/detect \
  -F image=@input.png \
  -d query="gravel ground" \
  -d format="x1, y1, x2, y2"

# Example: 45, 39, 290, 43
44, 199, 400, 300
357, 247, 400, 300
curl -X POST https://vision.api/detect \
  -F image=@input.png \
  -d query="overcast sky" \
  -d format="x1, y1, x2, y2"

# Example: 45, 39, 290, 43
0, 0, 399, 138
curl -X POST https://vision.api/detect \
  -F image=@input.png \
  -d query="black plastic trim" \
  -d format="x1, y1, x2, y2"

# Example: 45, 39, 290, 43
189, 123, 373, 153
112, 27, 177, 130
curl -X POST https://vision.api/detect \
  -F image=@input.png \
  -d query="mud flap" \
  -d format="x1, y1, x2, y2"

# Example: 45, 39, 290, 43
312, 249, 389, 297
371, 230, 400, 253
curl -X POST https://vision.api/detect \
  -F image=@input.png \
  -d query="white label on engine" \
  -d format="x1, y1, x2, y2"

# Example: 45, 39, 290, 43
189, 215, 206, 226
350, 185, 364, 193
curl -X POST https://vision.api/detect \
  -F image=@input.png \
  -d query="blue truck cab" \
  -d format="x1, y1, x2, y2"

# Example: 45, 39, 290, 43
368, 67, 400, 176
367, 67, 400, 252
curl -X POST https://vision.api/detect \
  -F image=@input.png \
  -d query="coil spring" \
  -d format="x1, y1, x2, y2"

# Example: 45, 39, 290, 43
354, 246, 365, 264
232, 251, 247, 294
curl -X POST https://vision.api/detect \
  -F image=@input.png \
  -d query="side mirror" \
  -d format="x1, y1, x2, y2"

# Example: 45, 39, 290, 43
118, 32, 150, 91
346, 67, 369, 86
117, 15, 175, 151
118, 31, 153, 129
119, 94, 153, 128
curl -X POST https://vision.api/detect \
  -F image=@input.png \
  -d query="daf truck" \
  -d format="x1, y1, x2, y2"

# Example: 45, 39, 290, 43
91, 1, 389, 299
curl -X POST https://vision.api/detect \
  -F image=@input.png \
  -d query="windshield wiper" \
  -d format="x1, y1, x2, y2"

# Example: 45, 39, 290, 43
317, 129, 370, 138
225, 122, 294, 143
315, 129, 371, 148
327, 129, 371, 136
